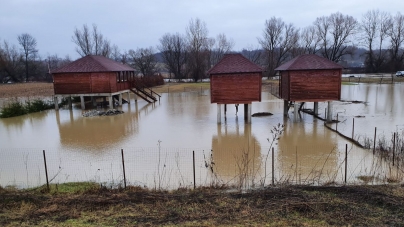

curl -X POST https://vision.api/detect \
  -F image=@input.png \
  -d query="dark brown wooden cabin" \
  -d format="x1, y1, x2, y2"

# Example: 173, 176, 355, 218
208, 54, 263, 123
275, 54, 343, 102
52, 55, 135, 95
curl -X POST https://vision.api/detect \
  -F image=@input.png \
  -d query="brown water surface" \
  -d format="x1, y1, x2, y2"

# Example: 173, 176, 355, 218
0, 84, 403, 188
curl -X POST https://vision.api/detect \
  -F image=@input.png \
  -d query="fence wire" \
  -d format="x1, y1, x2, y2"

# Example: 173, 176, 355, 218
1, 145, 403, 190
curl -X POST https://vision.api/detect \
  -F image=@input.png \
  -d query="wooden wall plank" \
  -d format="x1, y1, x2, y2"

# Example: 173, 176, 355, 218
210, 73, 261, 104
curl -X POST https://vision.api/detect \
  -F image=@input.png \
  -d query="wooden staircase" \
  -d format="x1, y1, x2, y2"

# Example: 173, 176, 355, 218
130, 80, 161, 103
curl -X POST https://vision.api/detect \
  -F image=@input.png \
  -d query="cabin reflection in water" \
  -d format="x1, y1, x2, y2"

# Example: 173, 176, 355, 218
55, 102, 157, 152
211, 119, 262, 183
277, 117, 339, 183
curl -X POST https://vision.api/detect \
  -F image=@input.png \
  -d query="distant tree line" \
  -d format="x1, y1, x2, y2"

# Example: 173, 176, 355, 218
1, 10, 404, 83
0, 33, 71, 83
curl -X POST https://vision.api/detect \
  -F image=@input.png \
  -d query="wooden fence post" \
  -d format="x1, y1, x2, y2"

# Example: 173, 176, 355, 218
345, 144, 348, 184
43, 150, 50, 192
373, 127, 377, 155
336, 113, 339, 131
352, 118, 355, 139
393, 133, 396, 166
272, 147, 274, 186
193, 150, 196, 190
121, 149, 127, 189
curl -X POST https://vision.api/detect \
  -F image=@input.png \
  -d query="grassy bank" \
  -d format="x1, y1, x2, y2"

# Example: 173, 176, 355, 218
1, 182, 404, 226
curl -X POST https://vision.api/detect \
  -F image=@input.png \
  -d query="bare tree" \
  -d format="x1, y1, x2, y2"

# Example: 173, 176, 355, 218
186, 18, 210, 82
158, 33, 187, 80
111, 44, 121, 62
72, 24, 112, 57
209, 33, 234, 66
300, 26, 321, 54
314, 12, 358, 62
0, 40, 24, 83
360, 10, 391, 72
128, 47, 157, 77
258, 17, 299, 78
18, 33, 37, 82
388, 12, 404, 71
241, 45, 264, 65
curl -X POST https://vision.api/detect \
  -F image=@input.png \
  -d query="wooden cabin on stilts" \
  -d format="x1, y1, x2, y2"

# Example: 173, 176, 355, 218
52, 55, 159, 110
208, 54, 263, 124
274, 54, 343, 122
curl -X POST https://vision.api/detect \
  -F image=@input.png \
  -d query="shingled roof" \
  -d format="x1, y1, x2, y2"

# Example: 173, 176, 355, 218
275, 54, 343, 71
208, 54, 263, 74
52, 55, 134, 73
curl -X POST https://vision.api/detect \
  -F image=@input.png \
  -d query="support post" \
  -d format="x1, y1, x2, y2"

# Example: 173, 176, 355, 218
80, 95, 85, 110
119, 93, 122, 106
217, 104, 221, 124
68, 97, 72, 109
247, 104, 251, 123
244, 104, 248, 121
224, 104, 227, 115
294, 102, 298, 121
91, 97, 96, 107
283, 100, 289, 116
127, 91, 131, 104
327, 101, 333, 122
54, 96, 59, 110
313, 102, 318, 115
121, 149, 126, 189
43, 150, 50, 192
108, 96, 113, 109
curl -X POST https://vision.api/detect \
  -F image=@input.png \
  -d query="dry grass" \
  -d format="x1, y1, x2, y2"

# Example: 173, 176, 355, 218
1, 184, 404, 226
0, 83, 54, 99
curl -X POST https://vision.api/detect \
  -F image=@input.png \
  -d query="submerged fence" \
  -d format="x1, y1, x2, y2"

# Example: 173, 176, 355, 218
1, 144, 403, 190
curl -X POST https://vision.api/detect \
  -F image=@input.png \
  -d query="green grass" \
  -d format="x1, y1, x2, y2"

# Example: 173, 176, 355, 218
31, 182, 100, 194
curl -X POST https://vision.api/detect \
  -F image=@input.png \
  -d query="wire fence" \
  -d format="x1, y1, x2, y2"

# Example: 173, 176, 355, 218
1, 144, 403, 190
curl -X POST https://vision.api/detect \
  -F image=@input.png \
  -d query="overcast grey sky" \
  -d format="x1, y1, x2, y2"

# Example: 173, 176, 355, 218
1, 0, 403, 60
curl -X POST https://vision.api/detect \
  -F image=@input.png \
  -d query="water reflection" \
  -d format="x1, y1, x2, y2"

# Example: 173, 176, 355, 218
212, 119, 261, 182
278, 116, 339, 183
56, 102, 158, 152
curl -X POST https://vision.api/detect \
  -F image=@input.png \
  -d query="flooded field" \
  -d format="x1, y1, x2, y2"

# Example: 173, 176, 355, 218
0, 83, 403, 189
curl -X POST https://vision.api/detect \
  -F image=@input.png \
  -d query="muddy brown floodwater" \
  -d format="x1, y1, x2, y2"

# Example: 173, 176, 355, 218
0, 83, 403, 189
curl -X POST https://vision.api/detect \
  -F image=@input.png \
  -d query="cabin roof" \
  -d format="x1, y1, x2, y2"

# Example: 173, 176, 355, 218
52, 55, 134, 73
275, 54, 343, 71
208, 53, 263, 75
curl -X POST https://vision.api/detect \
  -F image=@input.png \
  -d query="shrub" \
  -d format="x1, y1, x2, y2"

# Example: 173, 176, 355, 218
0, 101, 26, 118
25, 99, 53, 113
0, 98, 54, 118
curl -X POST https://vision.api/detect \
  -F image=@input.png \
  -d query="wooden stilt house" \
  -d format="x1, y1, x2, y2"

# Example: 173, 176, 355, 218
274, 54, 343, 120
208, 54, 263, 123
52, 55, 158, 110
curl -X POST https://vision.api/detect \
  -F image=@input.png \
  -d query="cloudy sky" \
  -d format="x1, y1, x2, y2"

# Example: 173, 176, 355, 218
1, 0, 403, 59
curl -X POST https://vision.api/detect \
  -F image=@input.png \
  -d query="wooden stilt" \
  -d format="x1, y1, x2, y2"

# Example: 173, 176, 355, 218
80, 95, 85, 110
217, 104, 221, 124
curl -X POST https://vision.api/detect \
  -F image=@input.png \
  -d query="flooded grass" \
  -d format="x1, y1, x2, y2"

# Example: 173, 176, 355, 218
1, 183, 404, 226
